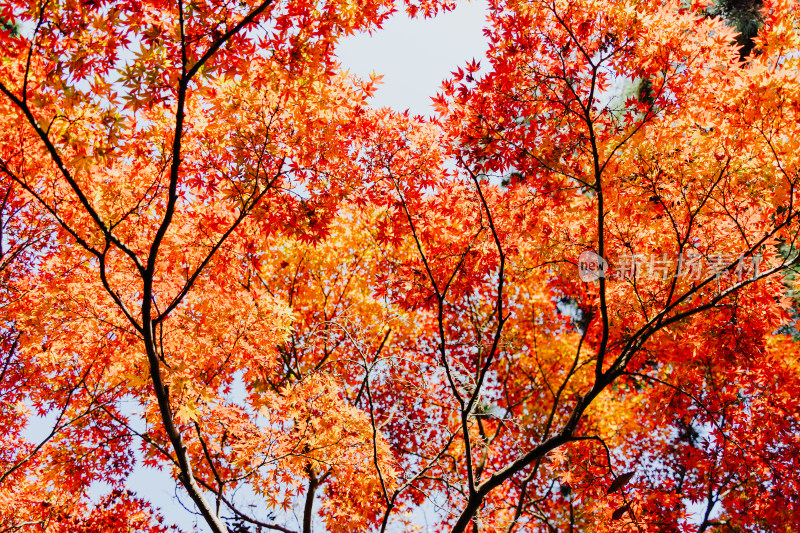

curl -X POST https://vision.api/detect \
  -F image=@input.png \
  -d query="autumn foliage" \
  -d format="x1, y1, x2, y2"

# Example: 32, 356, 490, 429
1, 0, 800, 531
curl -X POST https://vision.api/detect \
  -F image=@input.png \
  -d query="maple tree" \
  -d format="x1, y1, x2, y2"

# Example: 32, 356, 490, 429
2, 0, 800, 531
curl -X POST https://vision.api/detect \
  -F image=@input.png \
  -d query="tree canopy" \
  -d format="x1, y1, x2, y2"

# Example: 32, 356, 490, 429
1, 0, 800, 531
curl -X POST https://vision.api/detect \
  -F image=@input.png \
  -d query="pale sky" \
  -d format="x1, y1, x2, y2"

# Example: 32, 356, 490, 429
335, 0, 489, 117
